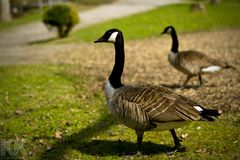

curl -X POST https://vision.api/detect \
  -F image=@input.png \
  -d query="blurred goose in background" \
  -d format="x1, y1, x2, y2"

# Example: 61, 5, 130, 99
94, 28, 221, 155
161, 26, 235, 87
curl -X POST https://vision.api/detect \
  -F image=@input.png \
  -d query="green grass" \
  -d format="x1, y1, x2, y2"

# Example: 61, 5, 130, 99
1, 0, 240, 159
62, 0, 240, 43
0, 65, 239, 159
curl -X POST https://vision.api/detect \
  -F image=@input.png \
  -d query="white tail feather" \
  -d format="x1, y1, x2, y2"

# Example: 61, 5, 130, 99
201, 66, 221, 72
194, 105, 203, 112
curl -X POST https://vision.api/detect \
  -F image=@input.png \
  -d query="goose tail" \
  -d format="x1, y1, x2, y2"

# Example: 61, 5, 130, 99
200, 108, 222, 121
224, 62, 236, 70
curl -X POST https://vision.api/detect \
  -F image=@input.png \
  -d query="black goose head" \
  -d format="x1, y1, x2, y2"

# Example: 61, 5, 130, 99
94, 28, 125, 88
94, 28, 123, 44
161, 26, 179, 53
161, 26, 175, 35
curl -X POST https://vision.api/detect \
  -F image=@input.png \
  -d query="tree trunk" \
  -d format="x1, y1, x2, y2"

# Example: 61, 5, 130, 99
1, 0, 12, 21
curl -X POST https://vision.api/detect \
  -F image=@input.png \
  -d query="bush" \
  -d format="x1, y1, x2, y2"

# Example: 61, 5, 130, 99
43, 4, 79, 38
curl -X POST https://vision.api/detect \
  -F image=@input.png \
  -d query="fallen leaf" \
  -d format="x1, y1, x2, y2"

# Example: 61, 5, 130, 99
181, 133, 189, 139
15, 109, 24, 115
39, 139, 44, 144
195, 148, 207, 153
46, 145, 52, 151
55, 131, 63, 139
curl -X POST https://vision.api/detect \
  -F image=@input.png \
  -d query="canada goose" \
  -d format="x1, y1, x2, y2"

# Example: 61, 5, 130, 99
94, 28, 221, 154
161, 26, 235, 87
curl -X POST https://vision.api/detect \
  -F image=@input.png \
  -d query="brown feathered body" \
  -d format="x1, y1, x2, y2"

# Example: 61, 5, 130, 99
96, 28, 221, 153
168, 50, 227, 76
105, 81, 218, 132
162, 26, 235, 86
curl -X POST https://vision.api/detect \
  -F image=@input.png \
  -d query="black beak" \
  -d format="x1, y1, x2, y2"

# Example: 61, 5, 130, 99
94, 36, 106, 43
160, 31, 165, 35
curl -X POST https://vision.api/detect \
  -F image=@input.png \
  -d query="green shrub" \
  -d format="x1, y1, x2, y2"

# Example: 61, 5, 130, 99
43, 4, 79, 38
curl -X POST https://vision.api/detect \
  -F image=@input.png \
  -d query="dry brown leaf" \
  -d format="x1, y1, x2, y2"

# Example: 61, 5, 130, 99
15, 109, 24, 115
54, 130, 63, 139
181, 133, 189, 139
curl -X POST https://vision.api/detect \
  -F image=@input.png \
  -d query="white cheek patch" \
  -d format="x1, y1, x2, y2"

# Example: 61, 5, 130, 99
194, 106, 203, 112
201, 66, 221, 73
167, 28, 172, 33
108, 32, 118, 43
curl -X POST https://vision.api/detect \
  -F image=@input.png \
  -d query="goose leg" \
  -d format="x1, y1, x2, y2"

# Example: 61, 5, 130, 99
182, 75, 192, 88
198, 74, 203, 86
168, 129, 181, 154
135, 130, 144, 155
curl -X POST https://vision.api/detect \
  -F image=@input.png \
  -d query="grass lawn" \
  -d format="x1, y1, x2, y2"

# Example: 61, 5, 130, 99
61, 0, 240, 43
0, 65, 239, 159
0, 0, 240, 159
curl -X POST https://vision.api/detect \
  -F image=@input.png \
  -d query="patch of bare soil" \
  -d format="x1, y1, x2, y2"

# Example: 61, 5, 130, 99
53, 29, 240, 113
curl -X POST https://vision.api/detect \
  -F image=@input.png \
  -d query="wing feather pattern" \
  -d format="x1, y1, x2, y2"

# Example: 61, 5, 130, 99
113, 84, 202, 128
178, 50, 226, 74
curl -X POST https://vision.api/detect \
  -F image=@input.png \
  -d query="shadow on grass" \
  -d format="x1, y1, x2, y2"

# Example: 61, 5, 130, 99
39, 68, 184, 159
75, 140, 178, 156
40, 113, 116, 159
28, 37, 58, 45
40, 112, 181, 159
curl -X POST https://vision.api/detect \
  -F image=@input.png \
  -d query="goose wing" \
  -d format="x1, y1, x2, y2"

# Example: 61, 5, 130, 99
179, 50, 225, 73
114, 84, 202, 123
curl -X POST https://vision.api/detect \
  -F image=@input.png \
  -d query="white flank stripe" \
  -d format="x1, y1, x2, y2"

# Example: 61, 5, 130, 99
108, 32, 118, 43
194, 106, 203, 112
201, 66, 221, 72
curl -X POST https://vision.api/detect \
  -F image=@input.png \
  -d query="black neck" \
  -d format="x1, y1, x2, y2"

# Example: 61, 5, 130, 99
109, 35, 124, 89
170, 29, 179, 53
